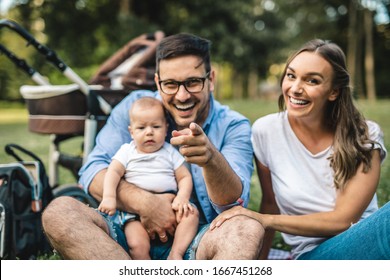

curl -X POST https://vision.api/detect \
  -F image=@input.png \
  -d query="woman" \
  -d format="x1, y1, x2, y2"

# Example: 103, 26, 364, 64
210, 39, 389, 260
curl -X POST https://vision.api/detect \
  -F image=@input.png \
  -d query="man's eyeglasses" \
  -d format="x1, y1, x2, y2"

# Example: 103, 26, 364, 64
158, 72, 210, 95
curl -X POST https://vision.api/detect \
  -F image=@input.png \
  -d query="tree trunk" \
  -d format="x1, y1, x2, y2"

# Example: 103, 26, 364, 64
119, 0, 131, 17
347, 0, 358, 92
356, 10, 365, 99
364, 9, 377, 101
347, 0, 365, 99
233, 72, 243, 99
248, 70, 258, 99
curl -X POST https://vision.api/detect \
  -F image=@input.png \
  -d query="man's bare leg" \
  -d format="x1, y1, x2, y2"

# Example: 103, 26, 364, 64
196, 215, 264, 259
42, 196, 131, 260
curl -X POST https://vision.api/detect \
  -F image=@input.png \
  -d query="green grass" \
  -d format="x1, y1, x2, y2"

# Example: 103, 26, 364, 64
0, 103, 84, 185
1, 99, 390, 207
1, 98, 389, 255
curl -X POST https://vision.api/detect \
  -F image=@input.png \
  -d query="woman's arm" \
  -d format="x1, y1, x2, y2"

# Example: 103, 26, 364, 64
256, 158, 280, 259
261, 150, 381, 236
211, 150, 381, 238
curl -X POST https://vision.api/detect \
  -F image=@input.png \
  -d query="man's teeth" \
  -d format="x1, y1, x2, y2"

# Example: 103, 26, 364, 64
290, 97, 309, 105
176, 103, 195, 110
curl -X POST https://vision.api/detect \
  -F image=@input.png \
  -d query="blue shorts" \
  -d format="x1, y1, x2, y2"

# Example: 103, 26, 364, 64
100, 211, 209, 260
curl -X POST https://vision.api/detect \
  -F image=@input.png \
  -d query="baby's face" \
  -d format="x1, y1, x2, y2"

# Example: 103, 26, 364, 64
129, 107, 167, 154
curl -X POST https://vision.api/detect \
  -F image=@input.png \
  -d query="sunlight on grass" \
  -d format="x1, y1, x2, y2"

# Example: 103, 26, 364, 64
1, 98, 389, 258
1, 99, 389, 208
0, 108, 28, 124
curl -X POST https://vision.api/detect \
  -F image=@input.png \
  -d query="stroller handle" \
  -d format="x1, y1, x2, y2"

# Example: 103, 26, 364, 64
0, 44, 50, 85
0, 19, 67, 72
0, 44, 35, 76
0, 19, 111, 112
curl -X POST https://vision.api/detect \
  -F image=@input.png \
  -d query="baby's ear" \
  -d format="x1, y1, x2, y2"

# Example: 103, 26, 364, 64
128, 125, 133, 136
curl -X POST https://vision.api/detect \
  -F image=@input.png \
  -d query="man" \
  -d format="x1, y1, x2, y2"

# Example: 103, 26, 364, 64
42, 33, 264, 259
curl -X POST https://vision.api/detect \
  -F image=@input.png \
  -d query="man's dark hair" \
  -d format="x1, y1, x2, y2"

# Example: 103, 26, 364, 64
156, 33, 211, 75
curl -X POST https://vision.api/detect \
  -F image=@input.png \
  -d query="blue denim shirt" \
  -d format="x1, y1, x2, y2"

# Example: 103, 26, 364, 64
79, 90, 253, 223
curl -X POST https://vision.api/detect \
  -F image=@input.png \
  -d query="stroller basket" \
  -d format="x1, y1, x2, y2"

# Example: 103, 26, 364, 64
1, 18, 163, 186
20, 84, 128, 135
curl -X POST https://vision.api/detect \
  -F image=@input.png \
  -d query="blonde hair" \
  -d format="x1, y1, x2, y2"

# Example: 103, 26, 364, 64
129, 97, 167, 122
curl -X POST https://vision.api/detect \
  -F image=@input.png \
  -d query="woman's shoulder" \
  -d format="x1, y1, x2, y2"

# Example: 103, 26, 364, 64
366, 120, 387, 161
252, 112, 284, 130
366, 120, 383, 136
366, 120, 385, 145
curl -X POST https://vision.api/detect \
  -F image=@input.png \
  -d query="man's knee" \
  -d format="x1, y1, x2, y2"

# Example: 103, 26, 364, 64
42, 196, 84, 233
197, 215, 264, 259
43, 196, 77, 219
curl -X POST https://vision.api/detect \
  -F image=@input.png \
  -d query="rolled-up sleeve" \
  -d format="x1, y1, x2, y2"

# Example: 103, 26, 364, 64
207, 111, 253, 215
367, 120, 387, 163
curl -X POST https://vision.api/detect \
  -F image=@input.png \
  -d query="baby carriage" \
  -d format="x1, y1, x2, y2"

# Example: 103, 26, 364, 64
0, 19, 164, 206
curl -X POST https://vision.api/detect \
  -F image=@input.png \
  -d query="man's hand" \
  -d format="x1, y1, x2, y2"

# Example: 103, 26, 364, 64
170, 122, 215, 166
139, 192, 177, 242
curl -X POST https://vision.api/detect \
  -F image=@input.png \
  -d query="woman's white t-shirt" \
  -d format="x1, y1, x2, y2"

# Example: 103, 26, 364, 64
252, 112, 387, 259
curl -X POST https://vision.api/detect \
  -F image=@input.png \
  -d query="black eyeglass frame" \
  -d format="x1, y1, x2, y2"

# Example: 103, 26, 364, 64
158, 72, 210, 95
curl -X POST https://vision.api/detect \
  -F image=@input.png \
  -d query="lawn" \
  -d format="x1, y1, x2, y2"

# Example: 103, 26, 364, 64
1, 98, 390, 255
1, 98, 390, 208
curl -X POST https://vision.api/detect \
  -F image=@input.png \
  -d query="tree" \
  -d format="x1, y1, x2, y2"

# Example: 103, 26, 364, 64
364, 7, 377, 100
1, 0, 389, 100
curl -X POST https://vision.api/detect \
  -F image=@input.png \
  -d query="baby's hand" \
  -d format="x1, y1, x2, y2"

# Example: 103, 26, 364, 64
98, 197, 117, 216
172, 198, 194, 222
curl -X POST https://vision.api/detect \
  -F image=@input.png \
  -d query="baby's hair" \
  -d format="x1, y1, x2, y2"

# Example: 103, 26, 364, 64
129, 97, 167, 122
131, 96, 163, 110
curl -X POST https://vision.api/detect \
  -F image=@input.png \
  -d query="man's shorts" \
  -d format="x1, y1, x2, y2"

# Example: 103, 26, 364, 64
100, 211, 209, 260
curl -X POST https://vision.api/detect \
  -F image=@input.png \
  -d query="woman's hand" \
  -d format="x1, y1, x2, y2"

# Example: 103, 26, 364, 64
210, 206, 251, 230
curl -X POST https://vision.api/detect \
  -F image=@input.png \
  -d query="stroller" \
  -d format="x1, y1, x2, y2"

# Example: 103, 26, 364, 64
0, 19, 164, 206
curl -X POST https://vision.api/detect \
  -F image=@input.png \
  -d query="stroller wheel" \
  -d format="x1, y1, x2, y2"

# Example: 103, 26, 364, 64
52, 184, 98, 208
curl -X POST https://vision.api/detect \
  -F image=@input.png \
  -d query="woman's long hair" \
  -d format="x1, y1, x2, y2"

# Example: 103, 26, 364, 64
278, 39, 375, 190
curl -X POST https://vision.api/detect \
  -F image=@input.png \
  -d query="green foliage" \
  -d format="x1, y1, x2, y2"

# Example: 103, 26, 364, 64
37, 252, 62, 260
0, 1, 389, 258
1, 0, 389, 101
